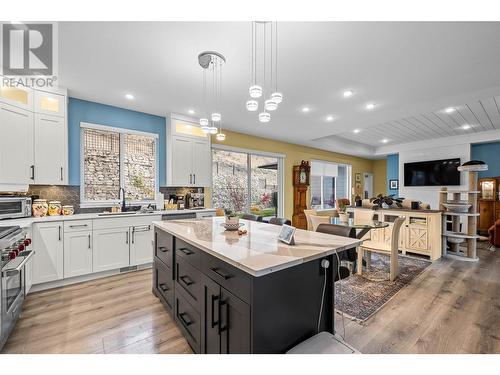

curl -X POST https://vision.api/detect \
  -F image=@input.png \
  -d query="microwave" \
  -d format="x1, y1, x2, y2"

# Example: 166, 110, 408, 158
0, 197, 32, 220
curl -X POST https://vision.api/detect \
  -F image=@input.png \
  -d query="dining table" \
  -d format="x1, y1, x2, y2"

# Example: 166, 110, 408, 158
330, 217, 389, 238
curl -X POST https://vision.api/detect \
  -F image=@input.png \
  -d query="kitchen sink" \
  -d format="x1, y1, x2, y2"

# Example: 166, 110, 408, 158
97, 211, 139, 216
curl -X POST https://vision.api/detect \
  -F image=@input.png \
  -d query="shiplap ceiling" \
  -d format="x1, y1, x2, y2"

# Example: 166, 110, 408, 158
331, 96, 500, 146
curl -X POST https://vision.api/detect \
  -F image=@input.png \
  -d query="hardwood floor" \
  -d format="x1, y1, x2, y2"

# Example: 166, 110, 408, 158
2, 246, 498, 354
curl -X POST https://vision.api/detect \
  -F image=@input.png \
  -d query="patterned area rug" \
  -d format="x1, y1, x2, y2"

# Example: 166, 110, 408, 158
334, 253, 431, 322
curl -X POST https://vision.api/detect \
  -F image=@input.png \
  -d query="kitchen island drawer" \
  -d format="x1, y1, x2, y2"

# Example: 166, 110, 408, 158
155, 230, 174, 269
175, 256, 201, 312
175, 238, 201, 268
153, 260, 174, 313
175, 292, 201, 353
201, 252, 251, 304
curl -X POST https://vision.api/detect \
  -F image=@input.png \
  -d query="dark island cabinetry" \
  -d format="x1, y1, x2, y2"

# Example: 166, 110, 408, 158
152, 228, 335, 354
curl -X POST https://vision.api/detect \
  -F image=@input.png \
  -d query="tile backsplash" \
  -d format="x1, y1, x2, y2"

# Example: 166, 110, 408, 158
24, 185, 204, 214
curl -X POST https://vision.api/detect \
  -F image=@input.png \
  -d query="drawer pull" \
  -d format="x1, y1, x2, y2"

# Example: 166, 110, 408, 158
179, 275, 194, 286
159, 283, 169, 292
158, 246, 169, 253
179, 247, 195, 255
179, 312, 193, 327
69, 224, 88, 228
210, 267, 233, 280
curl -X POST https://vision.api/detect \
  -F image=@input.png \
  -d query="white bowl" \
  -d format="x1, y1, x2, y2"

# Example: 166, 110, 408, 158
443, 203, 471, 213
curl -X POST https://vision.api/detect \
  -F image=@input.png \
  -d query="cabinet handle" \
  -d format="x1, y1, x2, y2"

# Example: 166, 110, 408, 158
210, 267, 233, 280
126, 231, 129, 244
193, 173, 196, 185
179, 275, 194, 286
69, 224, 88, 228
218, 299, 229, 334
88, 234, 91, 249
58, 226, 61, 241
30, 165, 35, 180
211, 295, 219, 328
60, 167, 63, 181
178, 247, 194, 255
132, 228, 135, 244
159, 283, 169, 292
158, 246, 169, 253
178, 312, 193, 327
189, 174, 192, 184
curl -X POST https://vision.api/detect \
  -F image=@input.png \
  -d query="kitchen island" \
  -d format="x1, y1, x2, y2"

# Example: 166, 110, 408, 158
152, 217, 362, 354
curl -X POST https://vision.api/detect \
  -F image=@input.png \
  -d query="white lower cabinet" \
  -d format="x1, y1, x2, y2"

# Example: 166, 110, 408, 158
64, 230, 93, 278
130, 225, 154, 266
33, 222, 64, 284
92, 227, 130, 273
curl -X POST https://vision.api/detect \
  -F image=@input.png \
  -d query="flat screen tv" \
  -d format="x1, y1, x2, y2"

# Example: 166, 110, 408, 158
404, 158, 461, 186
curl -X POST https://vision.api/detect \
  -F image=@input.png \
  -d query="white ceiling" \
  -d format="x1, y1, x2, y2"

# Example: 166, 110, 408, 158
58, 22, 500, 158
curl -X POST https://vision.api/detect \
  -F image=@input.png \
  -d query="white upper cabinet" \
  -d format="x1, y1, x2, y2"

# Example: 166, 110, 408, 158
0, 81, 33, 111
34, 90, 66, 117
0, 103, 33, 190
34, 113, 67, 184
167, 113, 212, 187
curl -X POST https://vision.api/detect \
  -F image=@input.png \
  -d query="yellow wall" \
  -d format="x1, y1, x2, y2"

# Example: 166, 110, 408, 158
208, 130, 387, 219
373, 158, 387, 196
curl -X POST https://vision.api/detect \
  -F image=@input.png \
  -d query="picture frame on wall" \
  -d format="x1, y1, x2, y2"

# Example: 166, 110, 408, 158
389, 179, 399, 190
355, 173, 361, 182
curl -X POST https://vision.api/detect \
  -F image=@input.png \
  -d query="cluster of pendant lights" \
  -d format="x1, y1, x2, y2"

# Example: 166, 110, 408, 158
246, 21, 283, 123
198, 51, 226, 141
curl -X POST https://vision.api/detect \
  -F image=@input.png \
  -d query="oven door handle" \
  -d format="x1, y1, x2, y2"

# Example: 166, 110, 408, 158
2, 250, 35, 277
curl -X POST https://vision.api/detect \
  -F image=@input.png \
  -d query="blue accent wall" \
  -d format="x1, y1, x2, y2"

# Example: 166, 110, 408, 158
471, 141, 500, 178
68, 98, 166, 186
387, 153, 399, 196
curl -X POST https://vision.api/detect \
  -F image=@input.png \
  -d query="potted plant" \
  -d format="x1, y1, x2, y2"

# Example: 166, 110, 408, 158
225, 209, 239, 225
370, 194, 404, 209
338, 203, 349, 222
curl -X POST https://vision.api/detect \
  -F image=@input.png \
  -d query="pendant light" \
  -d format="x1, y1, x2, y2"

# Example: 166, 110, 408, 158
198, 51, 226, 138
247, 21, 283, 122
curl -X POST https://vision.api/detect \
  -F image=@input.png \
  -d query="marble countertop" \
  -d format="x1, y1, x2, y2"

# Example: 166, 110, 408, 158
0, 208, 216, 228
153, 217, 362, 277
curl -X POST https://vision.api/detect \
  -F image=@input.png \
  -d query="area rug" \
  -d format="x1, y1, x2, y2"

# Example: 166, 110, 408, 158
334, 253, 431, 322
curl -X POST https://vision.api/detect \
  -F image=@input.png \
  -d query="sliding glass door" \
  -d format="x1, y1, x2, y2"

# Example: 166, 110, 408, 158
212, 147, 283, 218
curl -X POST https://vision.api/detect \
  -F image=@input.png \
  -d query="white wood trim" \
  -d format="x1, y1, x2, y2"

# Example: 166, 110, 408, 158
80, 122, 159, 138
212, 143, 286, 159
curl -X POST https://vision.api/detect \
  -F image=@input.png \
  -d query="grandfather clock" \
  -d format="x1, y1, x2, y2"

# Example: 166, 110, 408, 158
292, 161, 310, 229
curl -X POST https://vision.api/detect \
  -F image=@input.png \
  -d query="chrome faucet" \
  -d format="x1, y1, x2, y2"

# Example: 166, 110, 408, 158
118, 187, 126, 212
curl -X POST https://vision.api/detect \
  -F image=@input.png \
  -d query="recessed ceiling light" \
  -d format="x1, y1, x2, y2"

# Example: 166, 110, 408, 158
461, 124, 472, 130
366, 103, 376, 110
381, 138, 389, 143
188, 109, 195, 115
301, 107, 310, 113
445, 107, 455, 113
326, 115, 334, 122
353, 129, 361, 134
343, 90, 354, 98
125, 93, 134, 100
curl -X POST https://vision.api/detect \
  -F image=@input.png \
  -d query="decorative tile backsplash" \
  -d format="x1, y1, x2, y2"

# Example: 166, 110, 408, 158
26, 185, 204, 214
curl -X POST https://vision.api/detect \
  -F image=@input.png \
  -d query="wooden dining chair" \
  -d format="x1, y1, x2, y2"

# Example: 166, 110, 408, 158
303, 209, 317, 231
357, 216, 405, 281
309, 215, 331, 232
241, 213, 261, 221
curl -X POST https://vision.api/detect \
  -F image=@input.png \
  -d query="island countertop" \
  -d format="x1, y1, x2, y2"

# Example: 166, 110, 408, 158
153, 217, 362, 277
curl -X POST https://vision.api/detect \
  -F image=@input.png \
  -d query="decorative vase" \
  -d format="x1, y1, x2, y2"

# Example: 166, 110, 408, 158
226, 216, 239, 225
339, 213, 349, 222
32, 199, 48, 217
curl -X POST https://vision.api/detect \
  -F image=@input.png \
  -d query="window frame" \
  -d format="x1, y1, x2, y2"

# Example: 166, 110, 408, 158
310, 159, 352, 209
79, 122, 159, 208
211, 144, 285, 218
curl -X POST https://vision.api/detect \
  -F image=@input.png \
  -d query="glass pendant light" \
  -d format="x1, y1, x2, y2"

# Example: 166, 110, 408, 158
209, 126, 218, 134
201, 125, 210, 133
264, 99, 278, 111
270, 92, 283, 104
216, 132, 226, 141
259, 112, 270, 123
199, 118, 209, 127
211, 113, 221, 122
249, 85, 262, 98
246, 100, 258, 111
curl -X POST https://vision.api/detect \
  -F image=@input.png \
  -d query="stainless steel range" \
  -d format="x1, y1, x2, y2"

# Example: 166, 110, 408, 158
0, 226, 33, 350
